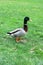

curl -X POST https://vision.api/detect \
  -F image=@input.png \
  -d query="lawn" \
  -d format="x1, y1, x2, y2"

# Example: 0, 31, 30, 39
0, 0, 43, 65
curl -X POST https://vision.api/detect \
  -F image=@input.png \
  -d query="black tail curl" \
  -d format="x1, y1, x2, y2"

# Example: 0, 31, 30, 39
7, 32, 12, 35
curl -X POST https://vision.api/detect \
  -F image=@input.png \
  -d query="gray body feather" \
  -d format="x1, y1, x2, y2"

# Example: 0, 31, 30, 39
7, 28, 26, 37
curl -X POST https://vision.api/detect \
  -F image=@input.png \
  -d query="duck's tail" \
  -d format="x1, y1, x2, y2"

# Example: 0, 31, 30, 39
7, 32, 12, 35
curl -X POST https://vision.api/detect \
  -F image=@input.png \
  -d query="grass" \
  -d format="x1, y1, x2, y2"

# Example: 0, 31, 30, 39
0, 0, 43, 65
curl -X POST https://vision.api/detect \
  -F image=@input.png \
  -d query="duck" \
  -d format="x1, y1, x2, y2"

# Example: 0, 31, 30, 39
7, 17, 31, 42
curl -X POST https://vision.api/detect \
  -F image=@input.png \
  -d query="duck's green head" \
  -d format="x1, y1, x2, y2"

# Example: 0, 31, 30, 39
24, 17, 30, 24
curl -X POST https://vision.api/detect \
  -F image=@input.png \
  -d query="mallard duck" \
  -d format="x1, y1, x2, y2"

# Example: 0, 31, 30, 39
7, 17, 31, 42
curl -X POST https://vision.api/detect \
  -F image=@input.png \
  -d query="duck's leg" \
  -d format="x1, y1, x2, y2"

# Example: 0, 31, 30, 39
16, 37, 20, 42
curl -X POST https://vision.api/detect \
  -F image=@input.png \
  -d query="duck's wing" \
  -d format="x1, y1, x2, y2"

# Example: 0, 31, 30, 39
7, 28, 22, 35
